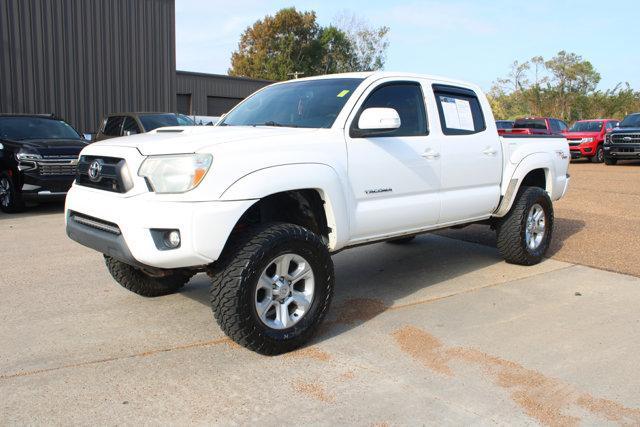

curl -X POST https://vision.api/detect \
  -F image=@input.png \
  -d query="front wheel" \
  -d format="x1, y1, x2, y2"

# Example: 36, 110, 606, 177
104, 256, 194, 297
0, 172, 25, 213
604, 157, 618, 165
208, 223, 334, 355
496, 186, 554, 266
590, 145, 604, 163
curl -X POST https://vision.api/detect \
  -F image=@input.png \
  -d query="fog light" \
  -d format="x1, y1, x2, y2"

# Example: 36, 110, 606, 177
164, 230, 181, 248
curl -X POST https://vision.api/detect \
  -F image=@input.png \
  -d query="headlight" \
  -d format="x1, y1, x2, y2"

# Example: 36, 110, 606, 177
138, 153, 212, 193
16, 150, 42, 161
582, 137, 594, 143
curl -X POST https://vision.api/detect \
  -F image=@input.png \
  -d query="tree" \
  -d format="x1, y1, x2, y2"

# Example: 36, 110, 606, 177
545, 51, 600, 119
229, 8, 390, 81
334, 12, 390, 71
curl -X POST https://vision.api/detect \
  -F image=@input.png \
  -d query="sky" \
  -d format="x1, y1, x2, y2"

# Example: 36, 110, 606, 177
175, 0, 640, 92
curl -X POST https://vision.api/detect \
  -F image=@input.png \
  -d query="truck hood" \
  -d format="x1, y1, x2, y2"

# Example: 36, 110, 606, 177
563, 131, 599, 139
14, 139, 88, 156
93, 126, 320, 156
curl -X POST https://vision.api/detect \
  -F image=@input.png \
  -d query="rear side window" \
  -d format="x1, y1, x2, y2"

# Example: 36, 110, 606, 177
433, 84, 485, 135
103, 116, 124, 136
356, 82, 428, 137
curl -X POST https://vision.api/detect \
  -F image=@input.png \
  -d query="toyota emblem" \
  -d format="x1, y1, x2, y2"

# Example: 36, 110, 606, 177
88, 160, 102, 182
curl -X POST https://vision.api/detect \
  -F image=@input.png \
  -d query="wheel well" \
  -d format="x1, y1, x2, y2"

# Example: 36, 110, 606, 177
233, 190, 330, 242
520, 168, 546, 190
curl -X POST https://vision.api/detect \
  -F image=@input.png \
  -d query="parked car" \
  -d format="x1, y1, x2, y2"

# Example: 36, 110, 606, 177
565, 119, 619, 163
0, 114, 87, 213
603, 113, 640, 165
94, 112, 195, 141
496, 120, 514, 135
66, 72, 570, 354
510, 117, 569, 135
190, 115, 220, 126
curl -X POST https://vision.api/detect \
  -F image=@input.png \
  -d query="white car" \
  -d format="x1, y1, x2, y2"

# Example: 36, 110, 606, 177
66, 72, 570, 354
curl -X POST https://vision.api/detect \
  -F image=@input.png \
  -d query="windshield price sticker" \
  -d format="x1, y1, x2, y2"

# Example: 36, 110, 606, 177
337, 89, 350, 98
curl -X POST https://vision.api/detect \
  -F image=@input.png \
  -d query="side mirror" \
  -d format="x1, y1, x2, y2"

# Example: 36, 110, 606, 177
124, 130, 133, 136
82, 133, 93, 141
358, 108, 401, 131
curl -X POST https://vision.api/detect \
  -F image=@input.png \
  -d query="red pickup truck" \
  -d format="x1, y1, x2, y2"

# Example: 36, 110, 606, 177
508, 117, 569, 135
564, 119, 619, 163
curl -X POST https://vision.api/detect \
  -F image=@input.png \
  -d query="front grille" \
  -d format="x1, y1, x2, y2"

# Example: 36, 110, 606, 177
611, 133, 640, 143
39, 163, 78, 176
69, 211, 121, 235
568, 141, 581, 147
76, 156, 132, 193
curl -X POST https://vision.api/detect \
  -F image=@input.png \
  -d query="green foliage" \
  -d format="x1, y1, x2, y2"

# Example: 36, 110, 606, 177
490, 51, 639, 122
229, 8, 389, 81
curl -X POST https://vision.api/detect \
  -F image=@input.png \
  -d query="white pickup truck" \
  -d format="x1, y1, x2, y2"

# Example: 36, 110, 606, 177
66, 72, 570, 354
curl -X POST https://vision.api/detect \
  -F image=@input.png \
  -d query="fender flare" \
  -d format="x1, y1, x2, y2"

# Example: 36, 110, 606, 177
493, 153, 554, 217
219, 163, 350, 250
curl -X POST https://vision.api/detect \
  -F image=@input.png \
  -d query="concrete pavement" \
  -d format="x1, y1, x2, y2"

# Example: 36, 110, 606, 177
2, 206, 640, 425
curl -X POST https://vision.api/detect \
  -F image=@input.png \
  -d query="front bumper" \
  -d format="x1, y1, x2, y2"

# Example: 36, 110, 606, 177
604, 143, 640, 160
65, 185, 255, 269
21, 173, 75, 201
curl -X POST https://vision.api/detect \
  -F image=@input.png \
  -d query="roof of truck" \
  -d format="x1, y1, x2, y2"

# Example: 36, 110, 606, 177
282, 71, 480, 90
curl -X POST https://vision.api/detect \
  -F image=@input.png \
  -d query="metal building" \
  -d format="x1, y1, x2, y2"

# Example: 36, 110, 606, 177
0, 0, 270, 133
176, 71, 270, 117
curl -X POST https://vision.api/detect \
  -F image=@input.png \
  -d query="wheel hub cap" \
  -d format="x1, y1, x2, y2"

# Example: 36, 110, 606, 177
255, 253, 315, 330
525, 203, 546, 250
0, 178, 10, 207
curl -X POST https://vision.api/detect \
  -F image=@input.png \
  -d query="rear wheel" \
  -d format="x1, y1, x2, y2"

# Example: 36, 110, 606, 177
104, 256, 194, 297
496, 186, 554, 266
208, 223, 334, 355
591, 145, 604, 163
0, 172, 25, 213
604, 157, 617, 165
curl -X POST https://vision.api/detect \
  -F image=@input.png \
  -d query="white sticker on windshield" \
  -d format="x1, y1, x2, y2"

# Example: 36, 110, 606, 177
440, 96, 475, 131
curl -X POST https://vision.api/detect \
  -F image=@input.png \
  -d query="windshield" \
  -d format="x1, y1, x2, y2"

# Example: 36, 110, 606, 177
0, 116, 81, 141
220, 78, 364, 128
513, 119, 547, 130
139, 113, 195, 131
569, 121, 602, 132
620, 114, 640, 128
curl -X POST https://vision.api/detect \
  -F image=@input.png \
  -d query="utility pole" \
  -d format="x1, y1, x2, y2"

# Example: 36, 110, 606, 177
288, 71, 305, 79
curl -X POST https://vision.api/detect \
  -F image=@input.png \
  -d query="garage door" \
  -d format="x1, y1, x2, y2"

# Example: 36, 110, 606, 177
207, 96, 243, 116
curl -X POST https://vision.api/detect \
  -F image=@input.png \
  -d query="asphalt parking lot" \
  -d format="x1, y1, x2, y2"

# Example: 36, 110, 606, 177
2, 162, 640, 425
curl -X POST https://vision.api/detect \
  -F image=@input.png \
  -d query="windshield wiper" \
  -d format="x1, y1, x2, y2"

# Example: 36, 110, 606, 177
252, 121, 299, 128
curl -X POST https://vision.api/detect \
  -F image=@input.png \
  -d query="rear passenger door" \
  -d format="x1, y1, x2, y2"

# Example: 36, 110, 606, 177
432, 84, 502, 223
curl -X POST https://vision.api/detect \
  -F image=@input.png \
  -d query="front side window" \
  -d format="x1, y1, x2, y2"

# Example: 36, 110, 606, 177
550, 119, 560, 132
355, 82, 428, 137
0, 117, 81, 141
433, 85, 486, 135
138, 113, 187, 132
219, 78, 364, 129
104, 116, 124, 136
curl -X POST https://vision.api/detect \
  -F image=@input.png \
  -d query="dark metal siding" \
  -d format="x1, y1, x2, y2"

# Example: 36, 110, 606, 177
0, 0, 176, 133
176, 71, 270, 116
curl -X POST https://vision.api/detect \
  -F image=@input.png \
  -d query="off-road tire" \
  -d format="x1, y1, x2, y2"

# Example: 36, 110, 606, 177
104, 256, 194, 297
496, 186, 554, 266
208, 223, 334, 355
0, 172, 25, 213
604, 157, 617, 165
387, 236, 416, 244
590, 145, 604, 163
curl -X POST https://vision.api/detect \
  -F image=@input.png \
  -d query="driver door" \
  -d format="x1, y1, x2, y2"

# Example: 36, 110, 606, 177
345, 79, 441, 241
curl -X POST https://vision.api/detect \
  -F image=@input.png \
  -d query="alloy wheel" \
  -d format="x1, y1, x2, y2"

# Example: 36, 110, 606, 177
255, 253, 315, 330
525, 203, 546, 250
0, 178, 11, 207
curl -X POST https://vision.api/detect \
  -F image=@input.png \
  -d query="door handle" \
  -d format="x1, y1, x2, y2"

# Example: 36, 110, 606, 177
483, 147, 498, 156
422, 149, 441, 159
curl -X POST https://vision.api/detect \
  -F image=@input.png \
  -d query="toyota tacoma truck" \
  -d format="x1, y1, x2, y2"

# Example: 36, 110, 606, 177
65, 72, 570, 354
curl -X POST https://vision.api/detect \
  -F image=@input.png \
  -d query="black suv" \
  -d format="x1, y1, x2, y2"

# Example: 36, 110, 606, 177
604, 113, 640, 165
0, 114, 87, 212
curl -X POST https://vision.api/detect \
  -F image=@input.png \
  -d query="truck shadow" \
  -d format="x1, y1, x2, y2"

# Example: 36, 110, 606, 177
0, 202, 64, 221
179, 231, 573, 347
